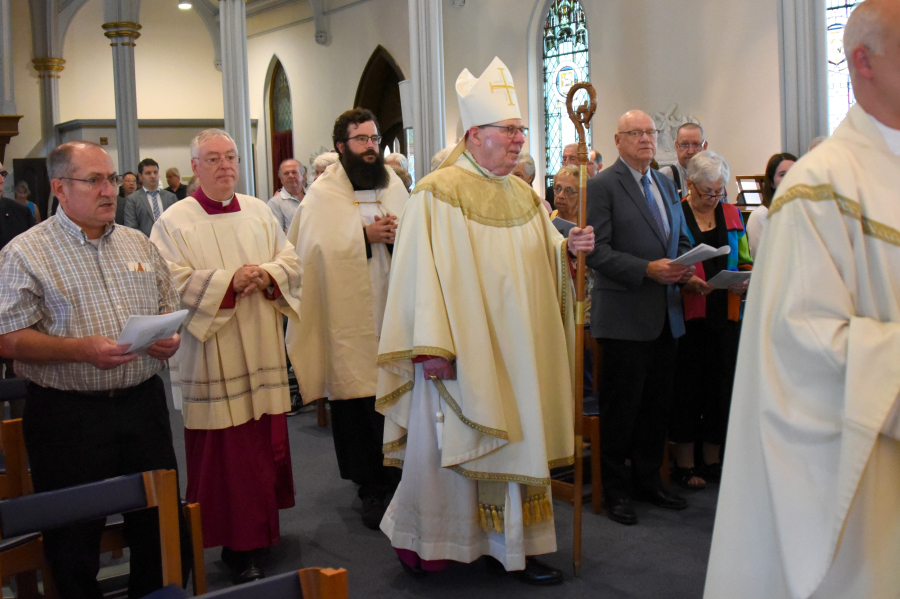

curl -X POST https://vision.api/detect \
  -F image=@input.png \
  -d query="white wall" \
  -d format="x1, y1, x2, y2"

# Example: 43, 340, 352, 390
247, 0, 410, 198
7, 0, 782, 201
443, 0, 783, 193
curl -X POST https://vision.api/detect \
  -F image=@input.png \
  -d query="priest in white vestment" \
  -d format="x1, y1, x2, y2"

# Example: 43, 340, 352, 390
150, 129, 302, 584
376, 57, 595, 585
285, 108, 408, 530
705, 3, 900, 597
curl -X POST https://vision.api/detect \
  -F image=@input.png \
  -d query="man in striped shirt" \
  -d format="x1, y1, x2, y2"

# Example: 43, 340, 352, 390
0, 141, 182, 599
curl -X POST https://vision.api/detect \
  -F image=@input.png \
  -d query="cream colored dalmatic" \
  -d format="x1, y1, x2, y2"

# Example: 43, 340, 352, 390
376, 152, 576, 570
150, 194, 302, 430
285, 162, 408, 402
704, 104, 900, 599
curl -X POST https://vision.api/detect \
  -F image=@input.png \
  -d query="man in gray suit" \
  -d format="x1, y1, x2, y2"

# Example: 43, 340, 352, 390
125, 158, 177, 236
585, 109, 694, 526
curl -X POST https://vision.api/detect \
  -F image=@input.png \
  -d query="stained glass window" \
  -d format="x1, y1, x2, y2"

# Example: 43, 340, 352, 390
543, 0, 590, 189
826, 1, 862, 134
272, 62, 292, 133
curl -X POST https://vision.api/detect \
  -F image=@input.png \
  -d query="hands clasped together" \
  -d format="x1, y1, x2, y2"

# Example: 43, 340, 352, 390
234, 264, 272, 298
366, 214, 398, 244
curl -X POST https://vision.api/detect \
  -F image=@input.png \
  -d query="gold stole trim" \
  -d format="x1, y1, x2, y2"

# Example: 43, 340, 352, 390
771, 183, 900, 247
432, 378, 508, 440
382, 434, 407, 453
414, 166, 541, 229
447, 464, 550, 487
374, 380, 413, 409
376, 346, 456, 364
383, 458, 404, 469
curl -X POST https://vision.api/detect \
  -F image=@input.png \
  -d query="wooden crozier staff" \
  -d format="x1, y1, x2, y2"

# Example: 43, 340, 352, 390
564, 81, 596, 577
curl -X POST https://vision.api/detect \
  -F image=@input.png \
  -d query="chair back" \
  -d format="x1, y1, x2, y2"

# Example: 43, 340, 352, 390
0, 418, 29, 498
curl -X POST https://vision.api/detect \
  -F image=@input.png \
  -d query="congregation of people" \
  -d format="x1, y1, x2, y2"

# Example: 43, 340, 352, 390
0, 1, 899, 597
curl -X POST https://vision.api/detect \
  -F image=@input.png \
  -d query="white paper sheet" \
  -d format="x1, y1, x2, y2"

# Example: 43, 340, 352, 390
116, 310, 188, 354
706, 270, 751, 289
670, 243, 731, 266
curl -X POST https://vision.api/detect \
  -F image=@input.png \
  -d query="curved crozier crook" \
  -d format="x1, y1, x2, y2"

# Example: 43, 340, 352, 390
565, 82, 597, 146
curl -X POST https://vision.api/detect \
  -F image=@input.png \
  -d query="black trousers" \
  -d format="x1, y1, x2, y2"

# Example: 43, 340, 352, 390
597, 323, 678, 501
670, 318, 741, 447
328, 396, 399, 500
22, 375, 179, 599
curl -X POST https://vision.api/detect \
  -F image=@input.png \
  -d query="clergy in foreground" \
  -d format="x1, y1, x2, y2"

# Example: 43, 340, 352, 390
704, 2, 900, 597
150, 129, 302, 584
286, 108, 408, 529
376, 57, 594, 585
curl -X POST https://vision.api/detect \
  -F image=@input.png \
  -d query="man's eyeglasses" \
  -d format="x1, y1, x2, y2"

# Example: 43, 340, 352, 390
481, 125, 529, 138
618, 129, 659, 139
677, 142, 705, 150
553, 185, 577, 196
201, 154, 240, 167
347, 135, 382, 146
59, 175, 124, 189
0, 170, 8, 178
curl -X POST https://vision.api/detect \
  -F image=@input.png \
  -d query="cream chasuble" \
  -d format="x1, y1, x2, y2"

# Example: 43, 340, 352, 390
150, 195, 302, 430
285, 162, 408, 402
376, 152, 576, 570
704, 104, 900, 599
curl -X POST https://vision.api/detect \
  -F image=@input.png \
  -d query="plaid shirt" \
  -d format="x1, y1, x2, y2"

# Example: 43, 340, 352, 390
0, 209, 180, 391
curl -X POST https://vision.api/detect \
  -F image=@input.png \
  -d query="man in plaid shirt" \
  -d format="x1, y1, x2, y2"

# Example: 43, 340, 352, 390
0, 141, 182, 599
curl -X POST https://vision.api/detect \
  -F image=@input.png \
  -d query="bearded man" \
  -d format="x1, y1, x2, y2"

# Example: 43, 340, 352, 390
286, 108, 408, 530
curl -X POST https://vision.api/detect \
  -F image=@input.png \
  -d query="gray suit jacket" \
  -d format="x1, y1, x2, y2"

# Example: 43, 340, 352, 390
585, 157, 693, 341
125, 188, 178, 237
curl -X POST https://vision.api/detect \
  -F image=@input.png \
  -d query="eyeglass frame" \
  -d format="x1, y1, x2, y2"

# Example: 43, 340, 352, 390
58, 174, 124, 189
198, 154, 241, 167
480, 124, 529, 138
692, 186, 728, 202
344, 134, 383, 146
617, 129, 660, 139
676, 142, 706, 151
553, 184, 578, 196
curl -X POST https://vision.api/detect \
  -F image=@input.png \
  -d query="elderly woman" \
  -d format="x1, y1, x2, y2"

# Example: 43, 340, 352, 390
672, 150, 752, 490
14, 181, 41, 224
745, 152, 797, 260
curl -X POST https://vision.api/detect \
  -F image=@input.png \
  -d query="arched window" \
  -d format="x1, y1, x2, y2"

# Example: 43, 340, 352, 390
826, 0, 862, 133
543, 0, 590, 189
269, 60, 294, 190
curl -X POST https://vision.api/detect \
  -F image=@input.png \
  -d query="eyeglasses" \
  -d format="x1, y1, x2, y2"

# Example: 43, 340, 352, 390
59, 174, 124, 189
347, 135, 382, 146
677, 142, 705, 150
0, 170, 8, 178
553, 185, 578, 196
618, 129, 659, 139
200, 154, 240, 167
481, 125, 529, 138
694, 188, 727, 201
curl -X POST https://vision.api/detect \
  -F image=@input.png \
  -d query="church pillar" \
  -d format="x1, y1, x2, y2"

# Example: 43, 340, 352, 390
407, 0, 445, 183
31, 58, 63, 156
102, 1, 141, 175
219, 0, 254, 196
0, 0, 22, 163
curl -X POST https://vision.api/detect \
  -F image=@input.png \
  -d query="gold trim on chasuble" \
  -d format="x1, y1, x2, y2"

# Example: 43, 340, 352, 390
771, 183, 900, 247
376, 346, 456, 365
413, 166, 541, 229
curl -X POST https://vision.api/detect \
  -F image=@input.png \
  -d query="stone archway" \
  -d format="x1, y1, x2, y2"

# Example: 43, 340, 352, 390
353, 46, 406, 155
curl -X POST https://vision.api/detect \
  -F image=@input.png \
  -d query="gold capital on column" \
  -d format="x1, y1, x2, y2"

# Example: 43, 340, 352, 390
32, 57, 66, 79
102, 22, 142, 47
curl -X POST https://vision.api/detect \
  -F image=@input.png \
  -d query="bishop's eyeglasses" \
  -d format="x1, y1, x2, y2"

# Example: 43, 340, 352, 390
481, 125, 529, 138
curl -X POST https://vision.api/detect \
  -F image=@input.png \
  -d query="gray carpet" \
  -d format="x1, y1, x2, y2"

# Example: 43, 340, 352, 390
163, 371, 717, 599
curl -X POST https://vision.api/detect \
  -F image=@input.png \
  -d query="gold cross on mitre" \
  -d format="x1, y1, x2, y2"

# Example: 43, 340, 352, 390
489, 68, 516, 106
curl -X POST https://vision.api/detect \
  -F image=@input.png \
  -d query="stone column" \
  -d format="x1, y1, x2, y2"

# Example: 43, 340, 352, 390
407, 0, 445, 183
102, 20, 141, 174
0, 0, 16, 115
31, 58, 64, 155
219, 0, 254, 196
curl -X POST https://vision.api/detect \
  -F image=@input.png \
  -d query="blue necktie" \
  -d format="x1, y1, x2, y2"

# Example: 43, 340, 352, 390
641, 174, 668, 241
149, 191, 161, 221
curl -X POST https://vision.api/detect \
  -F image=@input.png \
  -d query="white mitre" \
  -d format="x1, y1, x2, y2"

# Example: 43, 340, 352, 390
439, 56, 522, 170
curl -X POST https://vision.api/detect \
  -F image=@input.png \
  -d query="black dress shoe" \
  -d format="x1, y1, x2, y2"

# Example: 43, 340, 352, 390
221, 548, 265, 584
484, 556, 563, 585
400, 559, 428, 578
361, 495, 387, 530
634, 488, 688, 510
518, 557, 563, 586
603, 497, 638, 525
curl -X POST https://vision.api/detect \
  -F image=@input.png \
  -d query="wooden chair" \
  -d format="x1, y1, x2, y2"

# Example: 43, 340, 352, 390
0, 379, 32, 499
0, 469, 184, 598
143, 567, 349, 599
